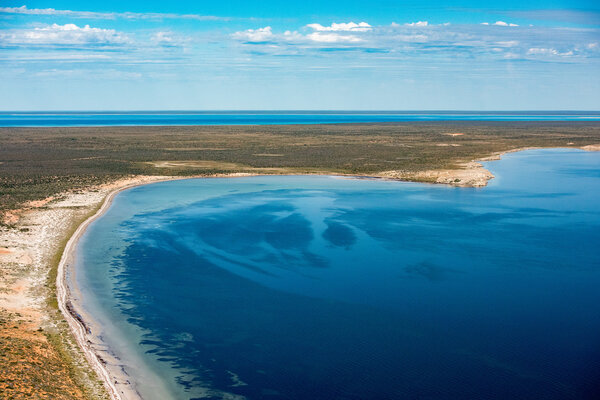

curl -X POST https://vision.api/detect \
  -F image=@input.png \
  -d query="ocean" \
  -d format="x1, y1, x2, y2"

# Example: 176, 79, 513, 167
72, 148, 600, 399
2, 111, 600, 127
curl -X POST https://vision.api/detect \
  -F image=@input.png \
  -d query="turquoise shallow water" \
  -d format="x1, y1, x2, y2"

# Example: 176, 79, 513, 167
74, 149, 600, 399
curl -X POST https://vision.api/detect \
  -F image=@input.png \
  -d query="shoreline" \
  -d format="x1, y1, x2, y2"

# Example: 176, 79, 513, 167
55, 177, 171, 400
4, 145, 597, 399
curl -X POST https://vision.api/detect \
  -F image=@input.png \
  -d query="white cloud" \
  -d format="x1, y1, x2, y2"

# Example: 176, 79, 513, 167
527, 47, 572, 56
306, 32, 363, 43
232, 25, 363, 45
0, 5, 227, 21
152, 31, 174, 44
405, 21, 428, 27
528, 48, 557, 55
150, 31, 190, 47
306, 22, 372, 32
231, 27, 274, 43
496, 40, 519, 47
493, 21, 519, 27
0, 23, 130, 45
283, 30, 304, 41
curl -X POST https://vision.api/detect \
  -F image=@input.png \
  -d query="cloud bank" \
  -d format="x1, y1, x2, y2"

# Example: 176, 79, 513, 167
306, 22, 372, 32
231, 27, 274, 43
0, 23, 130, 46
229, 20, 600, 62
0, 5, 228, 21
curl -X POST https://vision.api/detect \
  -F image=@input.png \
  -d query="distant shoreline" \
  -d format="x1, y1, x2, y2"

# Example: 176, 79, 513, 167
2, 112, 600, 128
4, 120, 600, 131
2, 110, 600, 114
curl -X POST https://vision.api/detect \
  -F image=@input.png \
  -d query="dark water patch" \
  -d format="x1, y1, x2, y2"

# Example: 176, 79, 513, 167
322, 219, 357, 248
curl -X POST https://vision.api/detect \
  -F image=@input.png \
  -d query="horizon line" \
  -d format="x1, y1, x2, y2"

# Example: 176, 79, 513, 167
2, 110, 600, 114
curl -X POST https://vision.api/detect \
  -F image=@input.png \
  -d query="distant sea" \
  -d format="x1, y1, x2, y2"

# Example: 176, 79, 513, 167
2, 111, 600, 127
73, 149, 600, 400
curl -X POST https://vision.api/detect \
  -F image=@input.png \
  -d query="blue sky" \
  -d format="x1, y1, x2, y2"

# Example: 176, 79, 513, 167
1, 1, 599, 110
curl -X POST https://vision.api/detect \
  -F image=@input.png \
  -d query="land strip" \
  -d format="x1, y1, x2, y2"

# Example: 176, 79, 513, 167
2, 122, 600, 215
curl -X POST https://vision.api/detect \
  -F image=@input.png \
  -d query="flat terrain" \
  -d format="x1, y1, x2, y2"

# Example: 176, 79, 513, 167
0, 121, 599, 399
2, 122, 600, 215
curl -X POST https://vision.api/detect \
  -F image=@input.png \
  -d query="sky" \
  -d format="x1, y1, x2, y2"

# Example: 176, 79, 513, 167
1, 1, 599, 110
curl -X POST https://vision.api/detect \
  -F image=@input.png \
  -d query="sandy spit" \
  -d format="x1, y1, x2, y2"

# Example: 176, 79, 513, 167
377, 145, 598, 187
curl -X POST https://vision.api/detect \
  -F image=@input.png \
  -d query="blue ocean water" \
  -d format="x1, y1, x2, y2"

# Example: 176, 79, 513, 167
2, 111, 600, 127
73, 149, 600, 400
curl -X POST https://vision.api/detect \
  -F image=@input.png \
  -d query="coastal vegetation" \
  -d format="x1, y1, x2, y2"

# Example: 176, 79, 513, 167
2, 122, 600, 216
